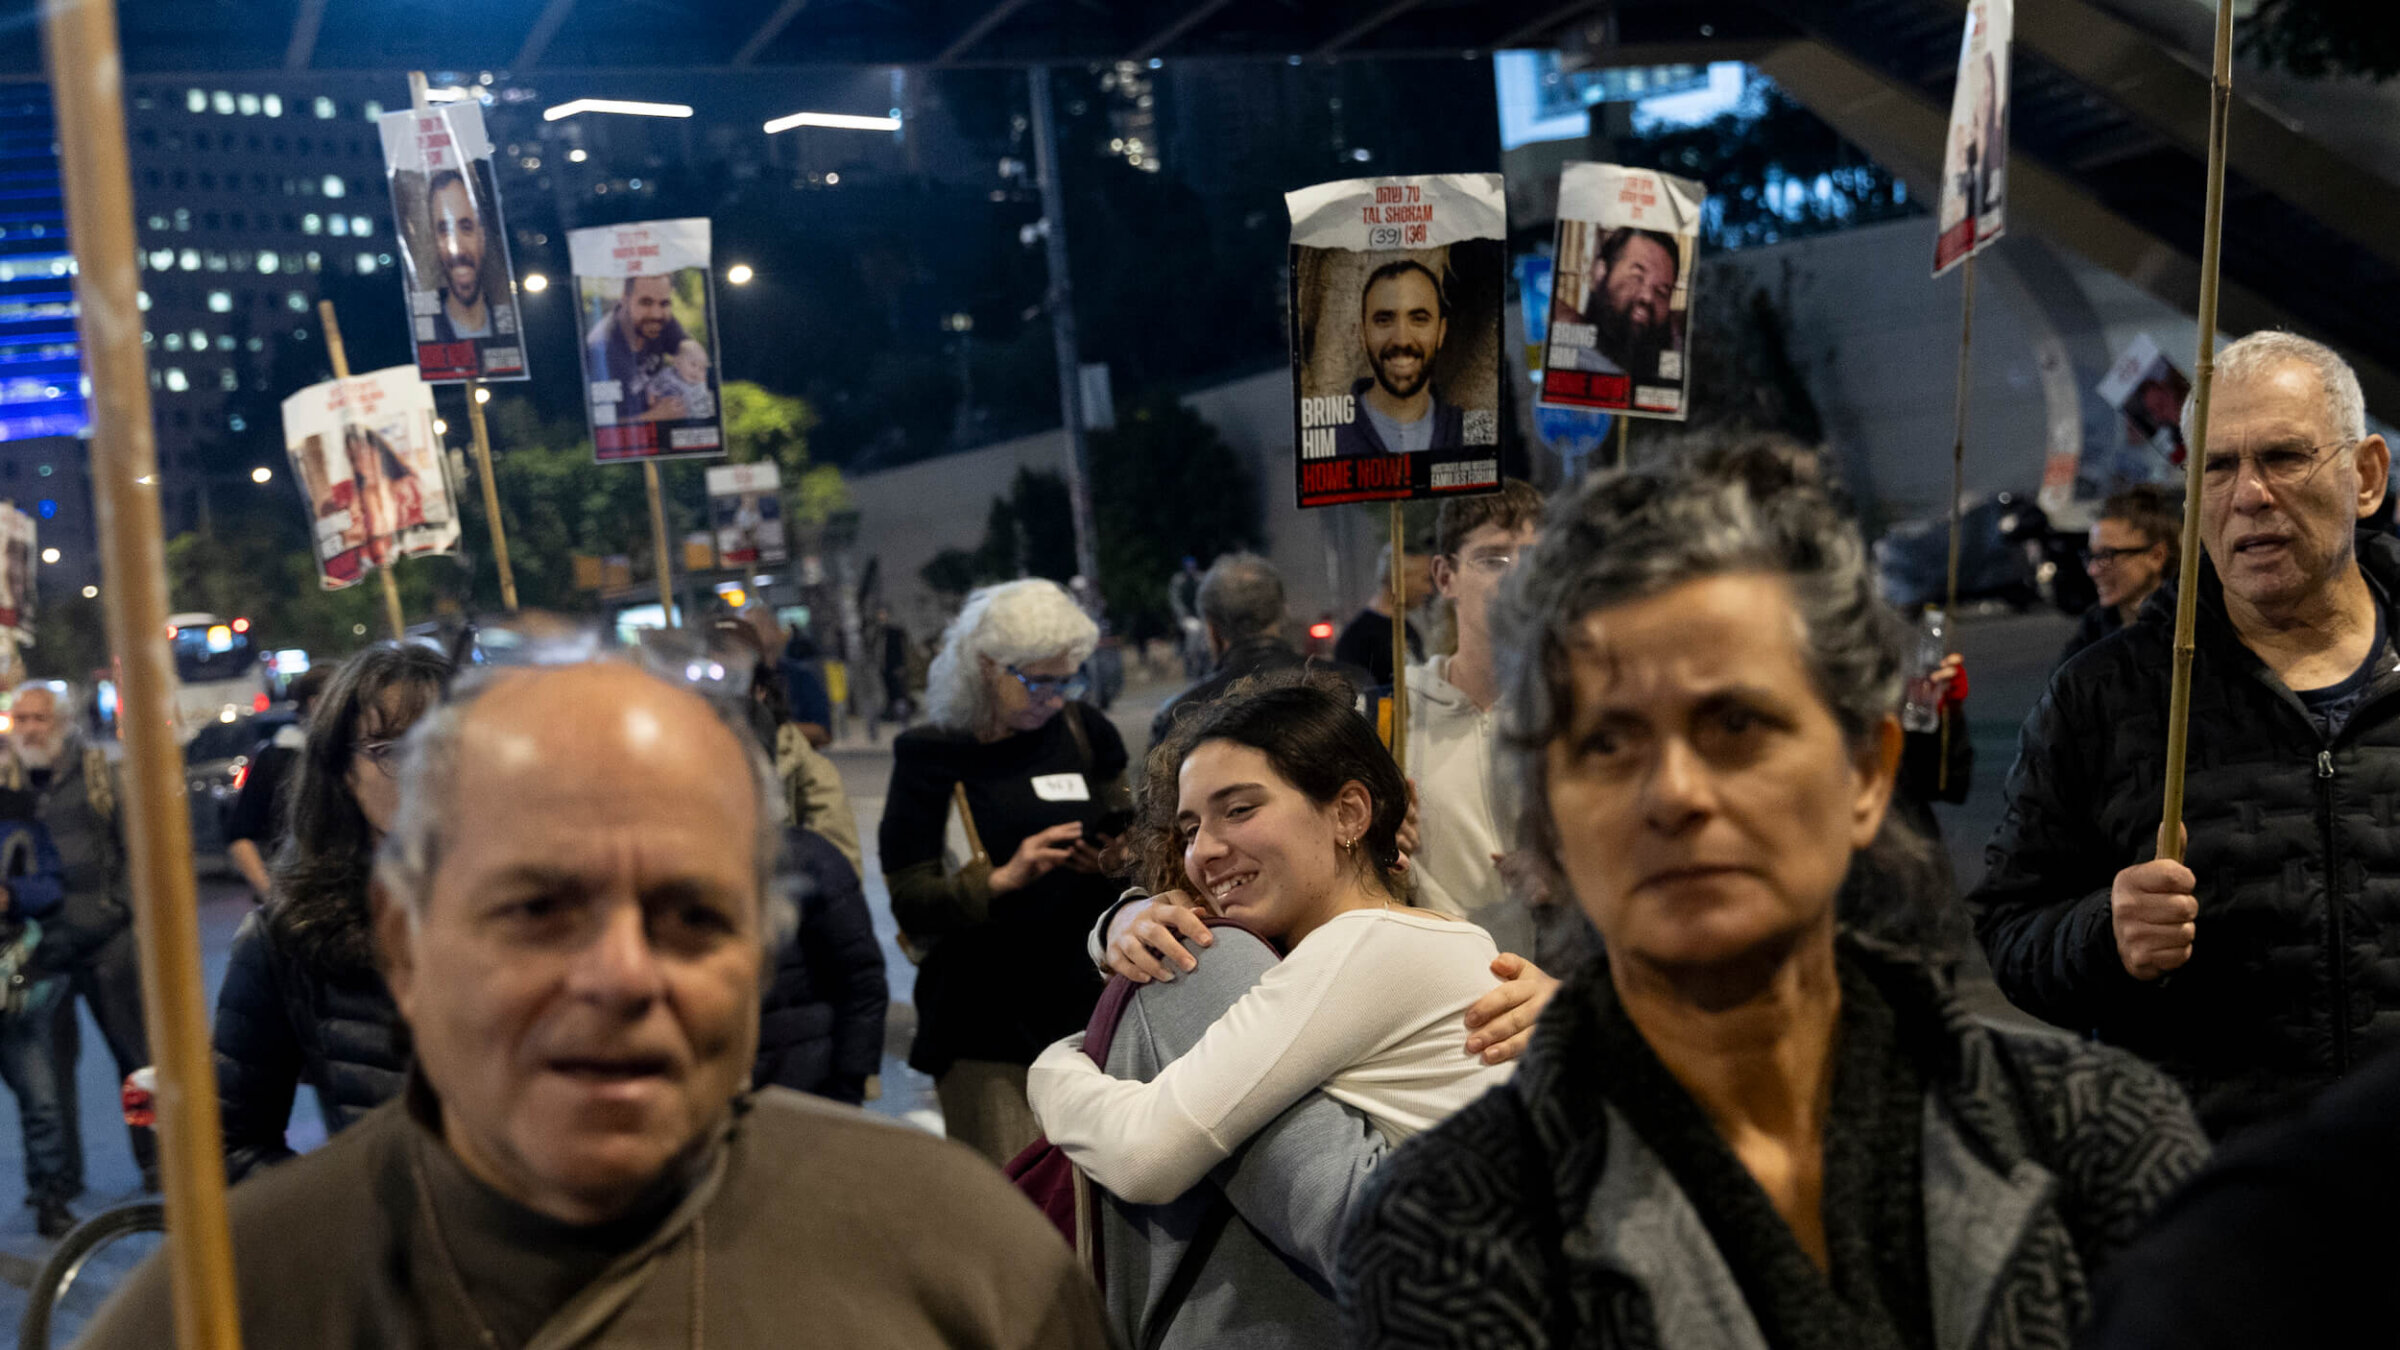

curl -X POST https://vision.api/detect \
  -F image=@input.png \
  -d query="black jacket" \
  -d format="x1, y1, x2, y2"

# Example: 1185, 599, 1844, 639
2077, 1041, 2400, 1349
1338, 941, 2206, 1348
2054, 601, 2127, 672
16, 744, 129, 975
212, 899, 407, 1183
1971, 529, 2400, 1136
1149, 635, 1371, 750
755, 828, 888, 1105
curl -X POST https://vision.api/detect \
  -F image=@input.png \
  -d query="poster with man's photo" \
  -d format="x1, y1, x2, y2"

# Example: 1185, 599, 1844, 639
2097, 333, 2192, 466
1538, 163, 1704, 421
707, 462, 788, 568
280, 364, 459, 590
379, 102, 528, 383
1286, 173, 1504, 509
1933, 0, 2012, 276
0, 503, 35, 643
569, 218, 724, 463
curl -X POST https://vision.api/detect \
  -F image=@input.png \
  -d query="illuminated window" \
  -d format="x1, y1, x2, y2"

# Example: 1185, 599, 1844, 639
216, 335, 236, 351
286, 291, 307, 311
237, 93, 259, 116
212, 91, 234, 115
137, 291, 150, 311
312, 96, 335, 120
327, 215, 348, 237
178, 249, 199, 271
147, 249, 173, 270
350, 216, 370, 236
205, 251, 229, 271
362, 100, 383, 120
257, 253, 279, 274
142, 330, 154, 348
263, 94, 283, 118
185, 88, 208, 113
322, 175, 346, 199
164, 367, 188, 392
162, 332, 183, 352
145, 214, 165, 231
301, 213, 321, 235
188, 329, 205, 348
305, 251, 321, 271
207, 290, 231, 312
220, 368, 239, 390
356, 252, 376, 275
172, 208, 189, 231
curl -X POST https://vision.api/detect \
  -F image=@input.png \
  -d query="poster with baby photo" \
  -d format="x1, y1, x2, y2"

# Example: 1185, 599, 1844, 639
568, 218, 724, 464
1539, 163, 1704, 421
379, 101, 529, 383
1287, 173, 1505, 510
280, 364, 457, 589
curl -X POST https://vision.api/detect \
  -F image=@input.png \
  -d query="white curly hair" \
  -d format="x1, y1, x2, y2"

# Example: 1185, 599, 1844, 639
925, 579, 1100, 734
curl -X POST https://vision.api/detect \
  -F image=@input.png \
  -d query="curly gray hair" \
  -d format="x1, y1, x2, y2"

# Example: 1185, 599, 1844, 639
1493, 444, 1907, 903
924, 579, 1100, 734
371, 661, 796, 952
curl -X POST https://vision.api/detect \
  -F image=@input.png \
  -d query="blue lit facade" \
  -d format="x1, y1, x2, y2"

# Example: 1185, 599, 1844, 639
0, 90, 89, 443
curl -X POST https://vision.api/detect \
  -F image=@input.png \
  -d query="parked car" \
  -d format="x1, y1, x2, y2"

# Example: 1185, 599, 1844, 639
1874, 490, 2094, 615
185, 710, 294, 869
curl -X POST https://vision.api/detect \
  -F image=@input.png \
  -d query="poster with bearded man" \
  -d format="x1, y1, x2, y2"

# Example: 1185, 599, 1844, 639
378, 101, 528, 383
1539, 163, 1704, 421
569, 218, 724, 463
1286, 173, 1504, 509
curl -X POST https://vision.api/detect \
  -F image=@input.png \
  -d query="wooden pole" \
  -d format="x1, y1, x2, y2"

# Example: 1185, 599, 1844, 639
42, 1, 244, 1345
408, 71, 519, 614
646, 460, 676, 625
1387, 501, 1408, 773
316, 301, 406, 639
2159, 0, 2237, 864
1613, 413, 1629, 470
1939, 252, 1978, 793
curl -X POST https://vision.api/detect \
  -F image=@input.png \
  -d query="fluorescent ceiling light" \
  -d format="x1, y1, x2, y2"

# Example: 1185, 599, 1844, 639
764, 110, 903, 134
424, 86, 476, 103
543, 99, 694, 122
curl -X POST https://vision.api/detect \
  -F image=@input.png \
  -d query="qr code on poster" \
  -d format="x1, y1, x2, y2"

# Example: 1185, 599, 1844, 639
1464, 410, 1496, 445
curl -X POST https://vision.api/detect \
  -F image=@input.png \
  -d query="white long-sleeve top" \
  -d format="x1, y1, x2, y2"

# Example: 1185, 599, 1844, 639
1027, 905, 1513, 1205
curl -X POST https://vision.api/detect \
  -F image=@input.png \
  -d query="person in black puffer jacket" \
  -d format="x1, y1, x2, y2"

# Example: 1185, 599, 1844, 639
754, 826, 887, 1104
1972, 331, 2400, 1139
213, 643, 451, 1182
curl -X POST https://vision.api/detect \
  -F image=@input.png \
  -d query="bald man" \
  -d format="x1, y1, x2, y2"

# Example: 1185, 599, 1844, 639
82, 664, 1107, 1349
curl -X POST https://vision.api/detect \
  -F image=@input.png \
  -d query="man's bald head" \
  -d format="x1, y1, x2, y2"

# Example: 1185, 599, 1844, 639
374, 662, 787, 933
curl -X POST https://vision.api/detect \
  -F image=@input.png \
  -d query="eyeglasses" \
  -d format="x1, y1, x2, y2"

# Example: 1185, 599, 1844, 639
354, 737, 402, 774
1005, 666, 1090, 702
2199, 437, 2351, 495
1460, 552, 1520, 577
2086, 545, 2158, 567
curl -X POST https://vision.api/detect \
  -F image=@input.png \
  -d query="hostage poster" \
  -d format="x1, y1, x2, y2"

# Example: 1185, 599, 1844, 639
379, 101, 529, 383
2097, 333, 2192, 466
0, 504, 34, 643
280, 365, 459, 589
569, 217, 725, 463
1538, 163, 1704, 420
1933, 0, 2012, 276
708, 461, 788, 568
1287, 173, 1505, 509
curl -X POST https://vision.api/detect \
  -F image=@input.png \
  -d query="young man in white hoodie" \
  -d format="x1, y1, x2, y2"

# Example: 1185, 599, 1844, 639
1401, 481, 1546, 960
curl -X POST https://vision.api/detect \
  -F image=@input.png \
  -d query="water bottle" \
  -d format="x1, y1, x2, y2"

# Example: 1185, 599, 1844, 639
1901, 608, 1947, 733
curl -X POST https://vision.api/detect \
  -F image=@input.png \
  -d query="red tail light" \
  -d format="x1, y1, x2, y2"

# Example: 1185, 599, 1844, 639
230, 763, 249, 792
252, 692, 271, 712
1308, 621, 1335, 641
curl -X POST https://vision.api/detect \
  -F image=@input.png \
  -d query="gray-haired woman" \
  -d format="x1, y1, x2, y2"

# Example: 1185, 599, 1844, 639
879, 579, 1132, 1165
1336, 449, 2210, 1348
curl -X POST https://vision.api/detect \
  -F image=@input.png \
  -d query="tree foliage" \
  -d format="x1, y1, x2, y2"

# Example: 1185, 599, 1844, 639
1616, 84, 1920, 251
1089, 396, 1263, 640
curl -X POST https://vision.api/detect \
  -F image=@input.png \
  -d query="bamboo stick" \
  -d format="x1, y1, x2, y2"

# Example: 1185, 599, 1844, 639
41, 0, 244, 1343
646, 460, 676, 625
2159, 0, 2238, 863
1940, 253, 1978, 794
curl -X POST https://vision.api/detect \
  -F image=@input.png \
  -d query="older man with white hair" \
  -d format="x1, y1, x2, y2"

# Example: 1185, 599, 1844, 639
5, 681, 150, 1205
1974, 331, 2400, 1137
80, 663, 1109, 1347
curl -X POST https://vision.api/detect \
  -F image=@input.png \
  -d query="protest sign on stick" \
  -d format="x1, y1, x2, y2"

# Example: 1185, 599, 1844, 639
1538, 163, 1704, 422
380, 98, 528, 384
569, 217, 726, 464
1933, 0, 2013, 278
